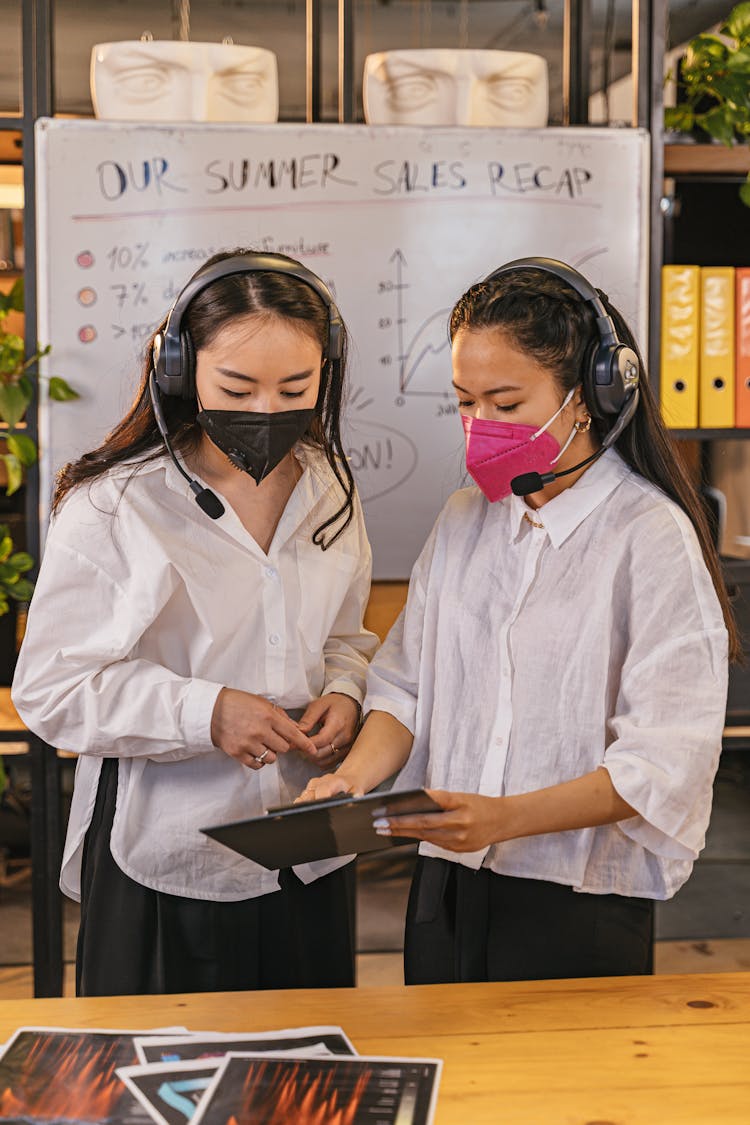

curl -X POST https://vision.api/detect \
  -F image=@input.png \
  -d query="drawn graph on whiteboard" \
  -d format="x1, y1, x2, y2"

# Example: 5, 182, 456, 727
399, 308, 453, 397
380, 250, 452, 399
379, 245, 617, 400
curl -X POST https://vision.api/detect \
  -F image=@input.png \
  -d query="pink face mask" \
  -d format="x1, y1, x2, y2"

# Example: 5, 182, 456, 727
462, 386, 577, 502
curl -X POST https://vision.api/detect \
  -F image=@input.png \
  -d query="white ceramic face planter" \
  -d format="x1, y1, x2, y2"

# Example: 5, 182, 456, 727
363, 48, 549, 127
91, 40, 279, 123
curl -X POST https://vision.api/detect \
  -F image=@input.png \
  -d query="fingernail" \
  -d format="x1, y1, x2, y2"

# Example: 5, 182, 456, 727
374, 826, 391, 837
372, 818, 389, 829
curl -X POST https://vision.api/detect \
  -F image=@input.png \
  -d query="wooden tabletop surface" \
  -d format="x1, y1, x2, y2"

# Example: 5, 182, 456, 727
2, 973, 750, 1123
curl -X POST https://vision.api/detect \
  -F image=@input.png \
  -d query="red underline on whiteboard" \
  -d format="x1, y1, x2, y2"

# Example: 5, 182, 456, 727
71, 195, 602, 221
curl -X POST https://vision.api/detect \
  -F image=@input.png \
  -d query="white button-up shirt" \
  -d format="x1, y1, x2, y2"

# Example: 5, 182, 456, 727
366, 451, 728, 900
12, 449, 378, 902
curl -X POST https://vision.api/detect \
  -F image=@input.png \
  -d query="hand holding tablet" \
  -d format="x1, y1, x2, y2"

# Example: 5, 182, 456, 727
201, 789, 442, 870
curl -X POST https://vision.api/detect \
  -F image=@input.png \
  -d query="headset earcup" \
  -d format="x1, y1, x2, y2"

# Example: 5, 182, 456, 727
180, 329, 196, 400
593, 345, 640, 415
153, 332, 169, 395
328, 318, 344, 362
582, 339, 605, 419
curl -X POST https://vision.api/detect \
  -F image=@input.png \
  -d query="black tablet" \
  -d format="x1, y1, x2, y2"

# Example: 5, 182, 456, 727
200, 788, 442, 870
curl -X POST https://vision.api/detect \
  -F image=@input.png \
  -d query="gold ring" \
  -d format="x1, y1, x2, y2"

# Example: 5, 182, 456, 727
330, 743, 339, 755
256, 749, 270, 763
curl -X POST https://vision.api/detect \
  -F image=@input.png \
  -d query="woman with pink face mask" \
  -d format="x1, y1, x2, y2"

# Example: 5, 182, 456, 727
298, 258, 738, 984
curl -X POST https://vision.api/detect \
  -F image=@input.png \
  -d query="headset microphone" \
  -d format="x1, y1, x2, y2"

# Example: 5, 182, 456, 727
148, 370, 225, 520
510, 385, 640, 496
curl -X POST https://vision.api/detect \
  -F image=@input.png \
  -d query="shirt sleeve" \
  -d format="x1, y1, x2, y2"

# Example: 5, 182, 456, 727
601, 506, 729, 861
322, 493, 380, 704
12, 534, 223, 761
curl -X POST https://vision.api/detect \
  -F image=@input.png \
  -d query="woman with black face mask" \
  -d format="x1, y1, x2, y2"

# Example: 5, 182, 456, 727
12, 250, 378, 996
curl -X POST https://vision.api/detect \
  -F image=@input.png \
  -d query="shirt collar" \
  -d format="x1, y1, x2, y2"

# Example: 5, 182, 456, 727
508, 449, 632, 549
161, 444, 339, 549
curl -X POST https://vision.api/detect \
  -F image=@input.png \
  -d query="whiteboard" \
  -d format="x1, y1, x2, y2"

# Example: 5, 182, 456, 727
36, 119, 649, 577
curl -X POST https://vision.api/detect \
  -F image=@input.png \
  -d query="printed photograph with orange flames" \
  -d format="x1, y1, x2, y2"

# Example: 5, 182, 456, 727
191, 1053, 441, 1125
118, 1045, 338, 1125
0, 1027, 160, 1124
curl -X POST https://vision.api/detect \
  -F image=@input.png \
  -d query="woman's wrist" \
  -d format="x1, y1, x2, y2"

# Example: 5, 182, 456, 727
490, 794, 516, 844
331, 766, 366, 796
487, 769, 637, 845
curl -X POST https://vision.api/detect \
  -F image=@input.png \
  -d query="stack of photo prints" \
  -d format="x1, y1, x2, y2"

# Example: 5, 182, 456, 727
0, 1024, 441, 1124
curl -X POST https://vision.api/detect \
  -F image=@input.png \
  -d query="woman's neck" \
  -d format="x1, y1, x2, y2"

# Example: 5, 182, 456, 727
187, 435, 298, 492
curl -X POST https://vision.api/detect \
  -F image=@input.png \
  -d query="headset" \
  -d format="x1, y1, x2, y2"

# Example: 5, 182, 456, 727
148, 252, 345, 519
482, 256, 641, 495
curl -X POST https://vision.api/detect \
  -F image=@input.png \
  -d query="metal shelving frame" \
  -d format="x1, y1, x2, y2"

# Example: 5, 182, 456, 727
0, 0, 62, 1000
5, 0, 669, 997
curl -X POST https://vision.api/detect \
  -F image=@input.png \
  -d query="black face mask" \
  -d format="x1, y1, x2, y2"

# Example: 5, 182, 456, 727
196, 407, 316, 484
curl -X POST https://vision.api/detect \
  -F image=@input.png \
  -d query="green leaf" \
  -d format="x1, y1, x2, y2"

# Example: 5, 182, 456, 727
5, 433, 37, 467
696, 107, 737, 146
8, 552, 33, 573
724, 1, 750, 43
7, 279, 23, 315
725, 46, 750, 72
48, 376, 79, 402
0, 534, 12, 563
0, 381, 31, 427
0, 596, 8, 618
0, 333, 25, 378
707, 73, 750, 109
1, 453, 23, 496
665, 105, 696, 132
740, 177, 750, 206
7, 577, 34, 601
685, 35, 730, 70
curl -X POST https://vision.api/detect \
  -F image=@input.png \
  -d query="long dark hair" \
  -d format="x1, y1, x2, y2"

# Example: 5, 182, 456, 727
53, 250, 355, 548
450, 268, 741, 661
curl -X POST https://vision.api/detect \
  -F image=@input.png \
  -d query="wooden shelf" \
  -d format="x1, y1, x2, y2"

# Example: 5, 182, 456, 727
0, 131, 21, 164
664, 143, 750, 176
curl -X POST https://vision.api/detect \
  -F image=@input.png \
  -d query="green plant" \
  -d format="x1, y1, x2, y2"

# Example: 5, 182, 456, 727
0, 276, 78, 615
665, 1, 750, 205
0, 522, 33, 615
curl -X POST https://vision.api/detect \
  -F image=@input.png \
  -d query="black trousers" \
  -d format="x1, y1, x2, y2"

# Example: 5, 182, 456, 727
76, 758, 356, 996
404, 856, 654, 984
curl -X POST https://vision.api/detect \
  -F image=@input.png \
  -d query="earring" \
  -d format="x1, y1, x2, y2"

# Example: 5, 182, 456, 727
574, 414, 592, 433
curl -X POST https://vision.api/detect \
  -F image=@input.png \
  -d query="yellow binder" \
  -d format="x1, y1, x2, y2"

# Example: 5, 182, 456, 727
660, 265, 700, 428
700, 266, 736, 428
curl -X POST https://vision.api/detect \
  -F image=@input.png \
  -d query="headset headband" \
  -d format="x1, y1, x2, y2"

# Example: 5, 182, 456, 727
482, 255, 639, 420
160, 253, 344, 377
484, 256, 619, 349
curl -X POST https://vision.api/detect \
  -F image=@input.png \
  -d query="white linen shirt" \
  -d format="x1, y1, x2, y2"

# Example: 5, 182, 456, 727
366, 450, 729, 900
12, 448, 378, 902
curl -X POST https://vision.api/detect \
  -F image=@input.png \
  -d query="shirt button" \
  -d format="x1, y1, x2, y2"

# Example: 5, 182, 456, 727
494, 737, 504, 747
264, 567, 277, 579
269, 633, 280, 646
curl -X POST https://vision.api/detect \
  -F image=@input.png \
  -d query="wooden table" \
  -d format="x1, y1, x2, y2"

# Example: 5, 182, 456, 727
0, 688, 63, 998
1, 974, 750, 1122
